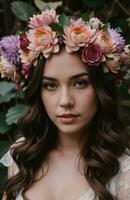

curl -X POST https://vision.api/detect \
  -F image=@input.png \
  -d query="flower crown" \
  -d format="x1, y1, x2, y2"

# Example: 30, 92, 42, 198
0, 8, 130, 90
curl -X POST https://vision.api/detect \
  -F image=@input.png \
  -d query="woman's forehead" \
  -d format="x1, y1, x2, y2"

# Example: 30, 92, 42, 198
43, 50, 88, 77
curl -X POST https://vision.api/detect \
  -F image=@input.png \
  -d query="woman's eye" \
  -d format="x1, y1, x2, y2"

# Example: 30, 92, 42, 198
42, 83, 56, 91
74, 79, 89, 88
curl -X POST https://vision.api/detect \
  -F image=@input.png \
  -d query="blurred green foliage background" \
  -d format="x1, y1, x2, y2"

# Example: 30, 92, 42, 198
0, 0, 130, 197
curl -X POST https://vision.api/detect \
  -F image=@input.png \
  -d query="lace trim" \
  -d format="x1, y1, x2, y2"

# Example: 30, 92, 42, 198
16, 189, 24, 200
0, 150, 14, 167
78, 188, 95, 200
0, 137, 25, 167
116, 153, 130, 200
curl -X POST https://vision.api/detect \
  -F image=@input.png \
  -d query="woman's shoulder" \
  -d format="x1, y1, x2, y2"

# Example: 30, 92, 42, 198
118, 150, 130, 172
109, 150, 130, 199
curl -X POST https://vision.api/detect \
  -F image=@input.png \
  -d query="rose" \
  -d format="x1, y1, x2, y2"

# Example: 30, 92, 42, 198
81, 44, 103, 65
20, 35, 29, 50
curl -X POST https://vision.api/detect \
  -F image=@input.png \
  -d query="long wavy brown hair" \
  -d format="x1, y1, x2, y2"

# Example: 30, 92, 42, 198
3, 46, 130, 200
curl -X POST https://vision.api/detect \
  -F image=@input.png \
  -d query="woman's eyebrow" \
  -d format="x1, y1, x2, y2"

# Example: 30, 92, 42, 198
42, 72, 89, 81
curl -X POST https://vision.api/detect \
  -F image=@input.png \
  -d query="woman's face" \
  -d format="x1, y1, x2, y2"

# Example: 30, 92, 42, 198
41, 50, 98, 136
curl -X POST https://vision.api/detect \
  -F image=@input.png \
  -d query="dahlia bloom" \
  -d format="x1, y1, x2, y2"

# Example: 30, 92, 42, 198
108, 28, 125, 52
63, 18, 96, 53
20, 49, 39, 65
0, 35, 20, 64
27, 25, 59, 58
106, 54, 121, 73
28, 8, 57, 28
95, 31, 116, 54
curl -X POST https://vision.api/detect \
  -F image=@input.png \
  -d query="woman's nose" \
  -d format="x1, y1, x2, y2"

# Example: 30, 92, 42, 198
59, 88, 74, 108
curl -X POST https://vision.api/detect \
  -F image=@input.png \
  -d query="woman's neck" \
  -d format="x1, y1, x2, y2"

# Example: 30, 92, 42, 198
56, 131, 82, 155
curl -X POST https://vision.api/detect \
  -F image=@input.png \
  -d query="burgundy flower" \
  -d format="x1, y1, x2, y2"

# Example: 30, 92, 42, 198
21, 63, 30, 79
20, 35, 29, 50
81, 44, 103, 66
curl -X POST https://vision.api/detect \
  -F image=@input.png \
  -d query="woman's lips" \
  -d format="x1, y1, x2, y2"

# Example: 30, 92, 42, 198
57, 114, 80, 124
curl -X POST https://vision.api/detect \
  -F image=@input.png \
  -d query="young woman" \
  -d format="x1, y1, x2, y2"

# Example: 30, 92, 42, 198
0, 8, 130, 200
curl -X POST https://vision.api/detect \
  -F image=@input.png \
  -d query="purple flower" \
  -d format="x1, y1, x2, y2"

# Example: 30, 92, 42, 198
108, 28, 125, 52
0, 35, 20, 64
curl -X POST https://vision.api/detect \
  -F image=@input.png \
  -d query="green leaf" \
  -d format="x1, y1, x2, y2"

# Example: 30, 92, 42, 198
0, 81, 14, 96
0, 112, 9, 134
115, 27, 123, 33
58, 14, 71, 26
103, 23, 110, 30
81, 13, 90, 21
0, 91, 15, 103
34, 0, 62, 10
50, 23, 63, 36
11, 1, 36, 21
6, 104, 29, 125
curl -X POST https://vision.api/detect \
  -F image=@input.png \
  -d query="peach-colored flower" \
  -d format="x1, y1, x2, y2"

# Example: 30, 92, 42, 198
120, 45, 130, 64
106, 54, 121, 73
28, 8, 57, 28
63, 18, 96, 53
27, 25, 59, 58
95, 31, 116, 54
20, 49, 39, 65
0, 55, 15, 79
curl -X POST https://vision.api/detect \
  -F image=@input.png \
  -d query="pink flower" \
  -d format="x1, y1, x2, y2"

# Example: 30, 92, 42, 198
28, 8, 57, 28
95, 31, 116, 54
63, 18, 96, 53
20, 34, 29, 50
27, 25, 59, 58
106, 54, 121, 73
81, 44, 103, 66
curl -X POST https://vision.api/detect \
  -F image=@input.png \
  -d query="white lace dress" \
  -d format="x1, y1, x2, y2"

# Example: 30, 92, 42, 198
0, 138, 130, 200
